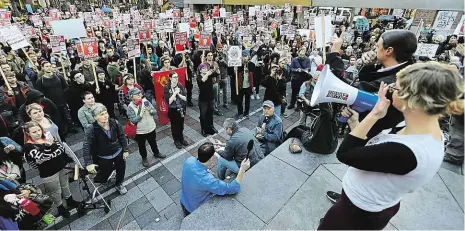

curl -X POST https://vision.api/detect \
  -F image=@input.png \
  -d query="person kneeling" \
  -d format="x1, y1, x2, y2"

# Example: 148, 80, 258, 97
82, 105, 129, 195
255, 101, 284, 156
180, 142, 251, 216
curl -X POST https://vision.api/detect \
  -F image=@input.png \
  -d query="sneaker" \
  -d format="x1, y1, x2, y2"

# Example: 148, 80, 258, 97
180, 139, 189, 146
65, 197, 81, 208
174, 141, 183, 149
115, 184, 127, 195
250, 95, 256, 100
256, 95, 260, 99
235, 114, 244, 120
141, 158, 149, 167
281, 112, 289, 118
326, 191, 341, 204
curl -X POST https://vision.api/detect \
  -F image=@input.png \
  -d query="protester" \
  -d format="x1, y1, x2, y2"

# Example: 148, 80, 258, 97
0, 71, 29, 110
95, 69, 117, 118
288, 48, 311, 109
78, 92, 104, 129
261, 64, 286, 117
197, 62, 217, 137
23, 121, 81, 218
235, 50, 255, 119
83, 105, 128, 195
164, 71, 189, 149
254, 101, 284, 156
180, 142, 251, 215
118, 73, 142, 110
67, 70, 95, 128
127, 88, 165, 167
214, 118, 264, 180
319, 62, 464, 230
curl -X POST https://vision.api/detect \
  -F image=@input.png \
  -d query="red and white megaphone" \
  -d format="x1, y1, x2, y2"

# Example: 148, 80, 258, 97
310, 65, 378, 122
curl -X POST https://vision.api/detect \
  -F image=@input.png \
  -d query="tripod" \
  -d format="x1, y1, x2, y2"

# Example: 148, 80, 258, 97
62, 143, 112, 215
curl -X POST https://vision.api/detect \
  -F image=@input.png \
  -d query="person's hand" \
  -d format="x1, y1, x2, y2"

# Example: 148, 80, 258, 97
256, 127, 262, 134
20, 190, 31, 198
240, 158, 251, 172
175, 87, 181, 95
123, 152, 129, 161
96, 88, 100, 94
3, 144, 15, 153
86, 164, 98, 174
256, 134, 264, 140
45, 136, 54, 146
362, 51, 377, 65
340, 25, 346, 33
252, 87, 256, 92
369, 82, 391, 119
7, 90, 14, 96
331, 34, 343, 53
5, 174, 17, 180
341, 107, 359, 125
297, 68, 301, 72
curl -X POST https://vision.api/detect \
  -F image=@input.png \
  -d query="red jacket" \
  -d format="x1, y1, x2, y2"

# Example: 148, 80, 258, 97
0, 81, 30, 108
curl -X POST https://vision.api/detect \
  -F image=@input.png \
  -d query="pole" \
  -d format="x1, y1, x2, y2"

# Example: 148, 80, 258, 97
92, 62, 100, 94
182, 53, 188, 81
60, 53, 68, 82
0, 67, 11, 91
133, 57, 137, 84
322, 14, 326, 64
21, 48, 35, 69
235, 68, 238, 96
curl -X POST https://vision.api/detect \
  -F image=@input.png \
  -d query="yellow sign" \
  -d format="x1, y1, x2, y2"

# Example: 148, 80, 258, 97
223, 0, 311, 6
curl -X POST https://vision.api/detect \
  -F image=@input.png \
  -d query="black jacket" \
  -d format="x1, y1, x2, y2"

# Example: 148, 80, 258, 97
19, 90, 63, 131
83, 118, 128, 165
261, 75, 286, 106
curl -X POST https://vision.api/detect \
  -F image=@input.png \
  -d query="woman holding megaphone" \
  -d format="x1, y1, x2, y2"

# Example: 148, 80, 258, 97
318, 62, 464, 230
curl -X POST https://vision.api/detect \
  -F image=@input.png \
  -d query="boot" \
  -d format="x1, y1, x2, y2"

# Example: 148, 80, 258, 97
66, 197, 81, 209
57, 205, 70, 218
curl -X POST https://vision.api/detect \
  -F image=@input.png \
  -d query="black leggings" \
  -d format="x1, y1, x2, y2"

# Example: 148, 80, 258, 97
318, 190, 400, 230
168, 108, 185, 142
135, 129, 160, 158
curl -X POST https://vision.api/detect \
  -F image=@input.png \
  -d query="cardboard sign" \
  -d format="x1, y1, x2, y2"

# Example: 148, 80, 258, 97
296, 6, 303, 14
204, 19, 213, 33
227, 46, 242, 67
123, 14, 131, 25
49, 9, 60, 20
220, 8, 227, 18
50, 35, 66, 53
198, 33, 212, 50
433, 11, 458, 30
414, 43, 439, 58
50, 18, 87, 39
413, 9, 437, 26
23, 26, 37, 38
454, 15, 465, 35
174, 32, 188, 53
164, 20, 174, 32
215, 23, 223, 33
138, 29, 151, 42
314, 16, 333, 48
77, 38, 98, 59
237, 11, 244, 22
127, 38, 141, 59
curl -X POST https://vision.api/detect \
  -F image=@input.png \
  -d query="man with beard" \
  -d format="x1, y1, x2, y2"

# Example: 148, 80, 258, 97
35, 61, 75, 134
67, 70, 95, 128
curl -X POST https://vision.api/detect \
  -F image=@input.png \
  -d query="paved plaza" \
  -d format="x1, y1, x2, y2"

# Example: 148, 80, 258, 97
29, 82, 464, 230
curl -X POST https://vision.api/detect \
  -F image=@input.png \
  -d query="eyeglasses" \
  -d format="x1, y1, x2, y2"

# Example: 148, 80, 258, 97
388, 84, 400, 93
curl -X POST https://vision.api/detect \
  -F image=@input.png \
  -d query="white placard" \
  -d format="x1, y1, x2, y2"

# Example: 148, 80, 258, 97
248, 7, 256, 17
432, 11, 458, 30
0, 26, 30, 50
204, 19, 213, 33
228, 46, 242, 67
220, 8, 226, 18
51, 18, 87, 39
314, 16, 332, 48
177, 22, 190, 37
414, 43, 439, 58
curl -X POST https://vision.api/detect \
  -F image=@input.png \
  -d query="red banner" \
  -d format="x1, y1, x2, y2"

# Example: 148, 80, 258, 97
153, 68, 187, 125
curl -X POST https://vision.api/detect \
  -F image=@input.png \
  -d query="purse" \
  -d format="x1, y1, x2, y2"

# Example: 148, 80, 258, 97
124, 120, 137, 139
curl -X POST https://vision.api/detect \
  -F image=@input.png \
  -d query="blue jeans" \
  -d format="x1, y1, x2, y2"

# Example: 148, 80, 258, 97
274, 105, 281, 118
217, 156, 240, 180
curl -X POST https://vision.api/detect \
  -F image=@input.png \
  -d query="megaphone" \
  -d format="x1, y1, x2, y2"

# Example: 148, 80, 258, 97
310, 65, 378, 123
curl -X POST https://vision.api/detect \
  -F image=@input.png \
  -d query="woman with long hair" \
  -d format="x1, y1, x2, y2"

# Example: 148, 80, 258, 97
23, 121, 80, 218
318, 62, 464, 230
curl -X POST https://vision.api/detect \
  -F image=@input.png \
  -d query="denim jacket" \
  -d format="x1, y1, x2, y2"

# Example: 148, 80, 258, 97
255, 114, 284, 155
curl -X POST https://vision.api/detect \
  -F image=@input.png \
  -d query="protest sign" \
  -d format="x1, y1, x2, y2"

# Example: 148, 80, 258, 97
189, 18, 197, 28
355, 17, 370, 32
215, 23, 223, 33
49, 9, 60, 20
433, 11, 458, 30
183, 8, 191, 18
228, 46, 242, 67
195, 13, 201, 22
414, 43, 439, 58
314, 15, 332, 48
280, 24, 289, 36
50, 35, 66, 53
127, 38, 141, 59
212, 7, 220, 18
103, 18, 111, 27
199, 33, 212, 50
204, 19, 213, 33
296, 6, 303, 14
138, 29, 151, 43
77, 38, 98, 59
413, 10, 437, 26
173, 9, 181, 19
123, 14, 131, 25
238, 11, 244, 22
220, 8, 227, 18
164, 20, 174, 32
30, 15, 42, 27
43, 17, 52, 26
249, 7, 256, 17
69, 5, 77, 15
153, 67, 186, 125
50, 18, 87, 39
174, 32, 188, 53
0, 26, 30, 50
23, 26, 37, 38
454, 15, 465, 35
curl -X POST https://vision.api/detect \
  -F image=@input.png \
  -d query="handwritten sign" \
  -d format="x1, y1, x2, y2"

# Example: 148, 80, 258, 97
413, 10, 437, 26
0, 26, 30, 50
414, 43, 439, 58
433, 11, 458, 30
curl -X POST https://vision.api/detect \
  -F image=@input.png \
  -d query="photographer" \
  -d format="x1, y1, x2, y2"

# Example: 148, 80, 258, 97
261, 64, 287, 117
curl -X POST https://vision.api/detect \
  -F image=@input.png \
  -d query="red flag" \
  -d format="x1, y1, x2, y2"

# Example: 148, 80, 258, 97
153, 68, 187, 125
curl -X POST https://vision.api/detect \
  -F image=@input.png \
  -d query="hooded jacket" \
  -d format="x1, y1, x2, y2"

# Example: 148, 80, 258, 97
0, 81, 30, 108
18, 90, 63, 131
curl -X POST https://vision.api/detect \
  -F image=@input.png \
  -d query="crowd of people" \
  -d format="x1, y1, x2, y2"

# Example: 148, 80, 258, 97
0, 3, 463, 230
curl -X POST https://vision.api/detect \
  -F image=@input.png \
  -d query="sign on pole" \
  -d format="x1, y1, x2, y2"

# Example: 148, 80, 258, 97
77, 38, 98, 59
0, 26, 30, 50
174, 32, 188, 53
227, 46, 242, 67
414, 43, 439, 58
50, 35, 66, 53
199, 33, 212, 50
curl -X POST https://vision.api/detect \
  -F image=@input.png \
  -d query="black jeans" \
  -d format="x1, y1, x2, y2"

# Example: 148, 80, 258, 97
57, 104, 73, 127
168, 108, 185, 142
94, 151, 126, 186
199, 100, 214, 133
230, 75, 237, 104
290, 77, 307, 107
135, 129, 160, 158
186, 80, 193, 103
237, 88, 251, 116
